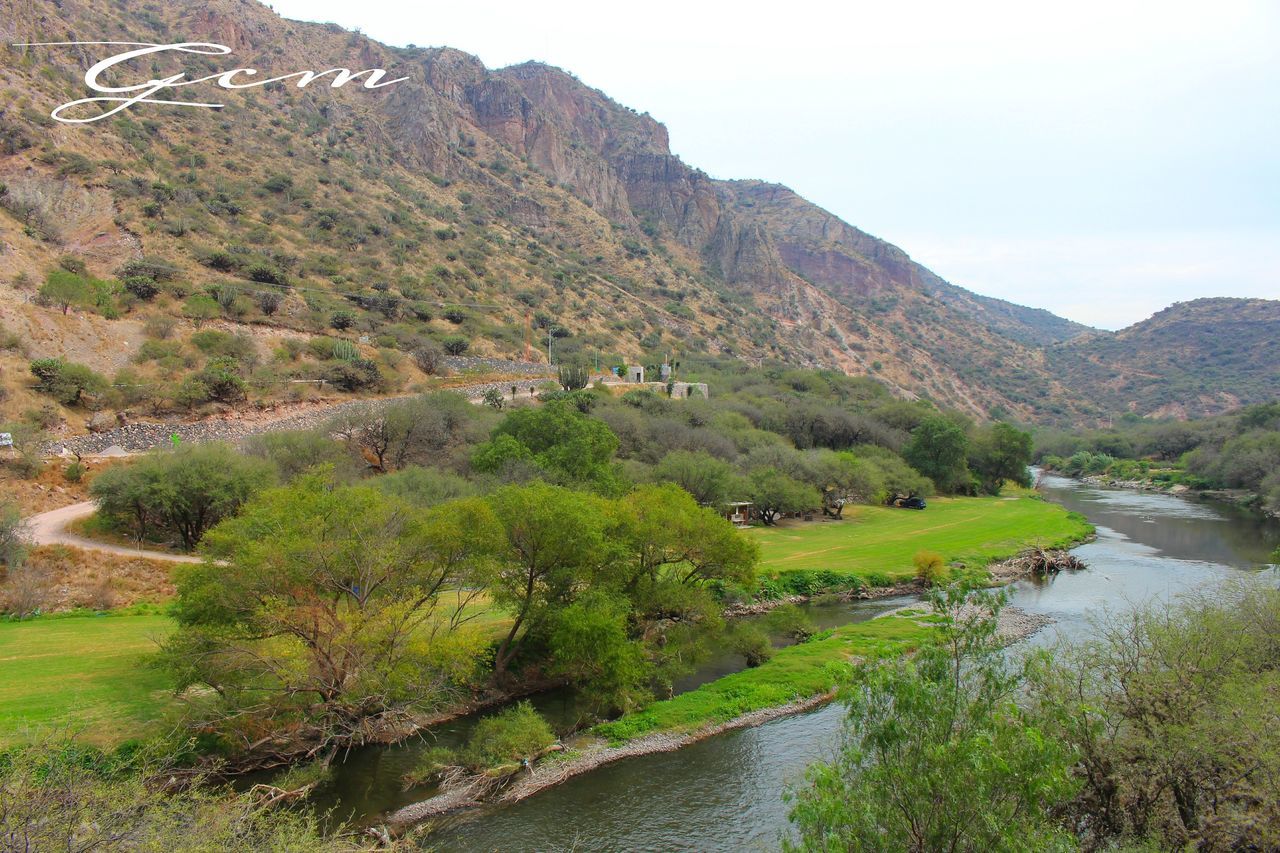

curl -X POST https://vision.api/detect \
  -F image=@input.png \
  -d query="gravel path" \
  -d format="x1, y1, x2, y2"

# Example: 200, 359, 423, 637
24, 500, 202, 564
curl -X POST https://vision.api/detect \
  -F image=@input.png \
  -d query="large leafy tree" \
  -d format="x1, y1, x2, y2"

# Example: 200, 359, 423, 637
653, 449, 740, 507
485, 482, 612, 675
786, 586, 1078, 851
747, 467, 821, 525
968, 422, 1034, 495
166, 476, 499, 747
614, 483, 758, 606
91, 444, 274, 549
903, 415, 972, 493
473, 399, 621, 493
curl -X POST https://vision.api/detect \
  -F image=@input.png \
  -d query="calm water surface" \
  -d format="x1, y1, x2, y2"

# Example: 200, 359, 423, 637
370, 475, 1279, 851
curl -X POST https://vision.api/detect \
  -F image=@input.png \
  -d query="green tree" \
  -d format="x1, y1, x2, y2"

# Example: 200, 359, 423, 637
166, 477, 500, 744
485, 482, 610, 675
29, 358, 107, 406
615, 483, 758, 603
747, 467, 821, 525
474, 399, 621, 493
546, 590, 652, 713
653, 450, 739, 507
1027, 582, 1280, 848
91, 444, 274, 549
904, 415, 972, 493
786, 585, 1078, 852
968, 422, 1034, 495
38, 270, 92, 314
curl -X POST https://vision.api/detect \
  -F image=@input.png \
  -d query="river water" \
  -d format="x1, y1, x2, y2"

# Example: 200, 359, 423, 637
384, 476, 1279, 851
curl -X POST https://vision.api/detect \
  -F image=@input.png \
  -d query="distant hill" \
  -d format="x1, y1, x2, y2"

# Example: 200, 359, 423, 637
0, 0, 1272, 425
1048, 298, 1280, 419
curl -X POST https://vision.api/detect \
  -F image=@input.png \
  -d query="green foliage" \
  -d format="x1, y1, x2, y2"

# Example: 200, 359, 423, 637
166, 476, 499, 740
0, 738, 360, 851
547, 591, 651, 712
330, 339, 359, 362
373, 465, 476, 507
904, 415, 972, 493
29, 358, 107, 406
461, 702, 556, 772
747, 467, 820, 524
242, 429, 361, 483
182, 294, 221, 328
653, 450, 739, 507
1027, 582, 1280, 849
765, 603, 817, 640
323, 358, 384, 392
558, 362, 589, 391
91, 444, 274, 550
0, 501, 29, 569
786, 586, 1079, 852
38, 270, 92, 314
442, 336, 470, 356
968, 422, 1033, 495
485, 482, 610, 673
475, 399, 621, 493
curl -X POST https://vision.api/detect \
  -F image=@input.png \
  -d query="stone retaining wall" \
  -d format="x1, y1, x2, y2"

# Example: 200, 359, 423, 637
47, 378, 553, 456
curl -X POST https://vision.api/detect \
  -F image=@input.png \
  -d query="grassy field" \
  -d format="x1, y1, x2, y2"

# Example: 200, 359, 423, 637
0, 494, 1085, 747
0, 594, 514, 747
0, 612, 175, 745
751, 493, 1091, 582
594, 615, 930, 741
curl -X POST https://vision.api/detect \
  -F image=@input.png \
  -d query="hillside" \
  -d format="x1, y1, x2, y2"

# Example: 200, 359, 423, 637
0, 0, 1272, 426
1048, 298, 1280, 419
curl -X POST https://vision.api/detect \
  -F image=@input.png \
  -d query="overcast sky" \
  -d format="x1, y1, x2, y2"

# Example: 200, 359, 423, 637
269, 0, 1279, 329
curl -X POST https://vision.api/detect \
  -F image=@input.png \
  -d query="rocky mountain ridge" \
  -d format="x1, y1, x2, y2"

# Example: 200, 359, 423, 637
0, 0, 1273, 424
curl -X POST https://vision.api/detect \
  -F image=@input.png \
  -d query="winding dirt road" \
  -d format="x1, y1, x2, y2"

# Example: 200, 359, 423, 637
24, 501, 202, 564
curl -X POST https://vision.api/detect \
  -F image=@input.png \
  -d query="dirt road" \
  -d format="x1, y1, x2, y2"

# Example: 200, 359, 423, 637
24, 500, 203, 564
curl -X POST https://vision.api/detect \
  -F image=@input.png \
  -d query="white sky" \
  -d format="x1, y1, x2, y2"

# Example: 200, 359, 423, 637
267, 0, 1280, 329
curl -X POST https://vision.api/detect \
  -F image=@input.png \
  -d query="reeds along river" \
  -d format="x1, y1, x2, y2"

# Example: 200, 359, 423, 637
334, 474, 1280, 851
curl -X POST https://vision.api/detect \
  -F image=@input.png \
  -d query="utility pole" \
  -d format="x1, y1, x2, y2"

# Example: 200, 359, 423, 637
547, 328, 553, 365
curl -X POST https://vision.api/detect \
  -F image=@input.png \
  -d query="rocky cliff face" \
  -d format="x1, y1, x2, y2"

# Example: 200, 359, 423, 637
0, 0, 1272, 423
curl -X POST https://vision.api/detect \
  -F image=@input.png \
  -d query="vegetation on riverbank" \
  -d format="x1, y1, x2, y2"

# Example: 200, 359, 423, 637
787, 581, 1280, 851
594, 616, 930, 742
1036, 400, 1280, 514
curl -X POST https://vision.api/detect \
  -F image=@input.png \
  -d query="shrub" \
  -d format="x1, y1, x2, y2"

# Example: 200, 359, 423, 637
329, 311, 356, 331
442, 308, 466, 324
29, 358, 107, 406
482, 387, 505, 410
411, 342, 442, 375
245, 264, 286, 286
63, 461, 85, 483
323, 358, 383, 392
196, 356, 247, 403
913, 550, 947, 586
121, 276, 159, 300
116, 257, 179, 282
460, 702, 556, 772
442, 336, 469, 356
143, 315, 177, 339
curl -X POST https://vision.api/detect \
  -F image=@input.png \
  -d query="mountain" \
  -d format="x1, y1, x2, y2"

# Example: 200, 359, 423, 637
0, 0, 1272, 425
1048, 298, 1280, 419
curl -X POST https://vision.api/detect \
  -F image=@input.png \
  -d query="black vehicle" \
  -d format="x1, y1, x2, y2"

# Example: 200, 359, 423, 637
892, 495, 927, 510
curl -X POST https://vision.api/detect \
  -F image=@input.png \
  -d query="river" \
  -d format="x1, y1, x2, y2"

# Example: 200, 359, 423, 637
315, 476, 1277, 850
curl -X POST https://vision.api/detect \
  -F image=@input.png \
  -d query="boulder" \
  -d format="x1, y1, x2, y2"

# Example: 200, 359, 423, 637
87, 411, 117, 433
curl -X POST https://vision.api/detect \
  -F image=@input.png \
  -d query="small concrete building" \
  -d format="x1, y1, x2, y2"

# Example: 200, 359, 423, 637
627, 365, 645, 383
669, 382, 709, 399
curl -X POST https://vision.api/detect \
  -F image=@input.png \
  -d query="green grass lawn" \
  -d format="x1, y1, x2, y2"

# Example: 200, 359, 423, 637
750, 492, 1091, 581
0, 613, 176, 746
595, 616, 930, 741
